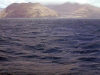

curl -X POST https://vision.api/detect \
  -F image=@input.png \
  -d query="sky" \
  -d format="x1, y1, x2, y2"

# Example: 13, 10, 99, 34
0, 0, 100, 8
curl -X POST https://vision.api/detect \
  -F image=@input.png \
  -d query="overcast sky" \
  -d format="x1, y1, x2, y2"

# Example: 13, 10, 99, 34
0, 0, 100, 8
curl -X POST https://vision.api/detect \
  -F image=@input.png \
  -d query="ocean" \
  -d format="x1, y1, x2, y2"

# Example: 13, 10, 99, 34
0, 19, 100, 75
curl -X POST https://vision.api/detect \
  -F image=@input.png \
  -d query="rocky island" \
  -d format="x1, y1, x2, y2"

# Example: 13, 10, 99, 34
0, 3, 58, 18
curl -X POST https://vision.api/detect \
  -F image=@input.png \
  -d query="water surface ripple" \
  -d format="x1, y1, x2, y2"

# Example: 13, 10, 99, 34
0, 19, 100, 75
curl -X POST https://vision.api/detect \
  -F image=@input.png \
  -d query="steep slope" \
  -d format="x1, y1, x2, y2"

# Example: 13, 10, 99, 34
70, 5, 100, 18
47, 3, 100, 18
0, 3, 58, 18
47, 3, 82, 16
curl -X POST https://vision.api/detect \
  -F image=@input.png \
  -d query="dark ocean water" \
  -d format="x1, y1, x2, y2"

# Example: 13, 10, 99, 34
0, 19, 100, 75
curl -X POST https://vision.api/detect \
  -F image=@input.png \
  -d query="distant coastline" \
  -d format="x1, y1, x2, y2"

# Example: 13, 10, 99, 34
0, 2, 100, 19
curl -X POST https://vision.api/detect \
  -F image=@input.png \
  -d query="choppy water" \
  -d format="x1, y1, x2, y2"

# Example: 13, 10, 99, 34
0, 19, 100, 75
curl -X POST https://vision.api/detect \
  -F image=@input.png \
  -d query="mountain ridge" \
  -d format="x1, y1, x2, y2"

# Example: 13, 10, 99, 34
0, 3, 58, 18
47, 2, 100, 18
0, 2, 100, 18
